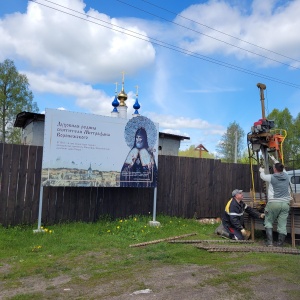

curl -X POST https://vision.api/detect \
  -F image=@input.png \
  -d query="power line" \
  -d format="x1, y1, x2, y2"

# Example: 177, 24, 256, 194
115, 0, 300, 70
136, 0, 300, 65
30, 0, 300, 89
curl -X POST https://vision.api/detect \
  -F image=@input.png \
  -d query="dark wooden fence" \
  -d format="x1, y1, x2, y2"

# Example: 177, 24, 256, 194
0, 143, 257, 226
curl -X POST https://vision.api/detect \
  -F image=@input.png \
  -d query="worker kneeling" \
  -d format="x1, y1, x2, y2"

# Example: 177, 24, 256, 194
221, 189, 265, 240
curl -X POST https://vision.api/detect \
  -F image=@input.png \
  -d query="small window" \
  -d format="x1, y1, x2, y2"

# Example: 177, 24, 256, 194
291, 176, 300, 184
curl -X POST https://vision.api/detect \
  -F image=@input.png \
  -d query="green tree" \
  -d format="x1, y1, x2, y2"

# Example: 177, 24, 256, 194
0, 59, 38, 143
291, 113, 300, 168
267, 108, 294, 167
216, 121, 245, 163
179, 145, 197, 158
239, 149, 252, 164
266, 108, 300, 169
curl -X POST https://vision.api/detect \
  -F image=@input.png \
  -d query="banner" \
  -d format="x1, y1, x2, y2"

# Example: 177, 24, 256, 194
42, 109, 158, 187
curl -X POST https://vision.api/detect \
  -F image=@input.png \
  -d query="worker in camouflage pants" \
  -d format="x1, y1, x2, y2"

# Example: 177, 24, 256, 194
259, 159, 292, 247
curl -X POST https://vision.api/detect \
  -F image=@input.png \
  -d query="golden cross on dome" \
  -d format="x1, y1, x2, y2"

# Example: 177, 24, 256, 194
121, 71, 126, 90
115, 82, 118, 94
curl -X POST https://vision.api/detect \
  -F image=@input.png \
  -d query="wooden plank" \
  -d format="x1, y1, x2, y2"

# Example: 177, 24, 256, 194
46, 187, 57, 225
7, 144, 21, 225
54, 187, 65, 222
31, 146, 43, 223
42, 186, 50, 225
0, 144, 13, 226
81, 187, 92, 222
0, 143, 4, 194
88, 187, 97, 222
60, 187, 72, 222
0, 143, 3, 225
15, 145, 30, 224
68, 187, 79, 221
94, 187, 104, 220
23, 146, 39, 224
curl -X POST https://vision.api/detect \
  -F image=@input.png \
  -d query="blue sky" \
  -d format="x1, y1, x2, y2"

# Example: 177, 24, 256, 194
1, 0, 300, 154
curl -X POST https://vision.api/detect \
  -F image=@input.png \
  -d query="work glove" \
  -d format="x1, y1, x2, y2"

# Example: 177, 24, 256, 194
260, 213, 265, 219
269, 155, 279, 164
241, 228, 251, 240
259, 167, 264, 173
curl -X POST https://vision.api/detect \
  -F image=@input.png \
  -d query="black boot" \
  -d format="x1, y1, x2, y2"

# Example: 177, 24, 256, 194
265, 228, 273, 247
277, 233, 286, 247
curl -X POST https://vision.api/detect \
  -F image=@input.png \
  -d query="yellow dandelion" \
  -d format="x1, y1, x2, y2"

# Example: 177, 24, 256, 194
117, 226, 120, 229
134, 218, 137, 221
107, 229, 111, 233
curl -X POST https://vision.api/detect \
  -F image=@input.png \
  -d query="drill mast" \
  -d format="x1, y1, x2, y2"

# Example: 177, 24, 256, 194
247, 83, 287, 209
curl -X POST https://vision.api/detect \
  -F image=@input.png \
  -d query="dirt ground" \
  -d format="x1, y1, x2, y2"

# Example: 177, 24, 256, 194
1, 252, 299, 300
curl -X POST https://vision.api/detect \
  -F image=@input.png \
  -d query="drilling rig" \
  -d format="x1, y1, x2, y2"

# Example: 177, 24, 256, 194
247, 83, 287, 211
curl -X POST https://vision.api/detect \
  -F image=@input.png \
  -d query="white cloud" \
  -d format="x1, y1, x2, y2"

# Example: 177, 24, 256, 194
0, 0, 156, 83
147, 112, 216, 129
160, 128, 188, 137
145, 112, 225, 137
26, 71, 112, 115
175, 0, 300, 67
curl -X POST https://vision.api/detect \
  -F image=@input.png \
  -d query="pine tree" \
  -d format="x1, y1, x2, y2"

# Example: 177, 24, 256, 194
216, 121, 244, 162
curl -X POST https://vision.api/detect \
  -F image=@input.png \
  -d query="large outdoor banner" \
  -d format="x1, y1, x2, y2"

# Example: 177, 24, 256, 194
42, 109, 159, 188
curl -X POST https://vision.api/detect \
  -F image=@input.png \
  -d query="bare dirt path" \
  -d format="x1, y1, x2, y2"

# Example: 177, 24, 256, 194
1, 259, 299, 300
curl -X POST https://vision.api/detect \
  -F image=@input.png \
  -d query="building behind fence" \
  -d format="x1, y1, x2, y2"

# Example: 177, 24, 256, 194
0, 143, 257, 226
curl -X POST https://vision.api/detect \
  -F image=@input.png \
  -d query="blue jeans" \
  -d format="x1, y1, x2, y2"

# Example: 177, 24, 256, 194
228, 227, 244, 240
264, 202, 290, 235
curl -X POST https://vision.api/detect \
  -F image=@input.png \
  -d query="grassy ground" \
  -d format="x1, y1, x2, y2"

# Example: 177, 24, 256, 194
0, 215, 300, 300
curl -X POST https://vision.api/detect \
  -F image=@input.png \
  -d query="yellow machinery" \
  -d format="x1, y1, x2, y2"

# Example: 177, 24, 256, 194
247, 83, 287, 211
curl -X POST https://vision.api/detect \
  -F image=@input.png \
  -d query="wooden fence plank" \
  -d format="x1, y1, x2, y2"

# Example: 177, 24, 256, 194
30, 146, 43, 223
0, 144, 13, 226
54, 187, 65, 223
0, 143, 4, 196
61, 187, 72, 222
46, 187, 57, 224
15, 145, 29, 224
22, 146, 38, 224
7, 144, 21, 225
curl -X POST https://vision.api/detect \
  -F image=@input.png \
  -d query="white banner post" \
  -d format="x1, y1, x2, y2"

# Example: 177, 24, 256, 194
33, 186, 45, 233
149, 187, 160, 227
